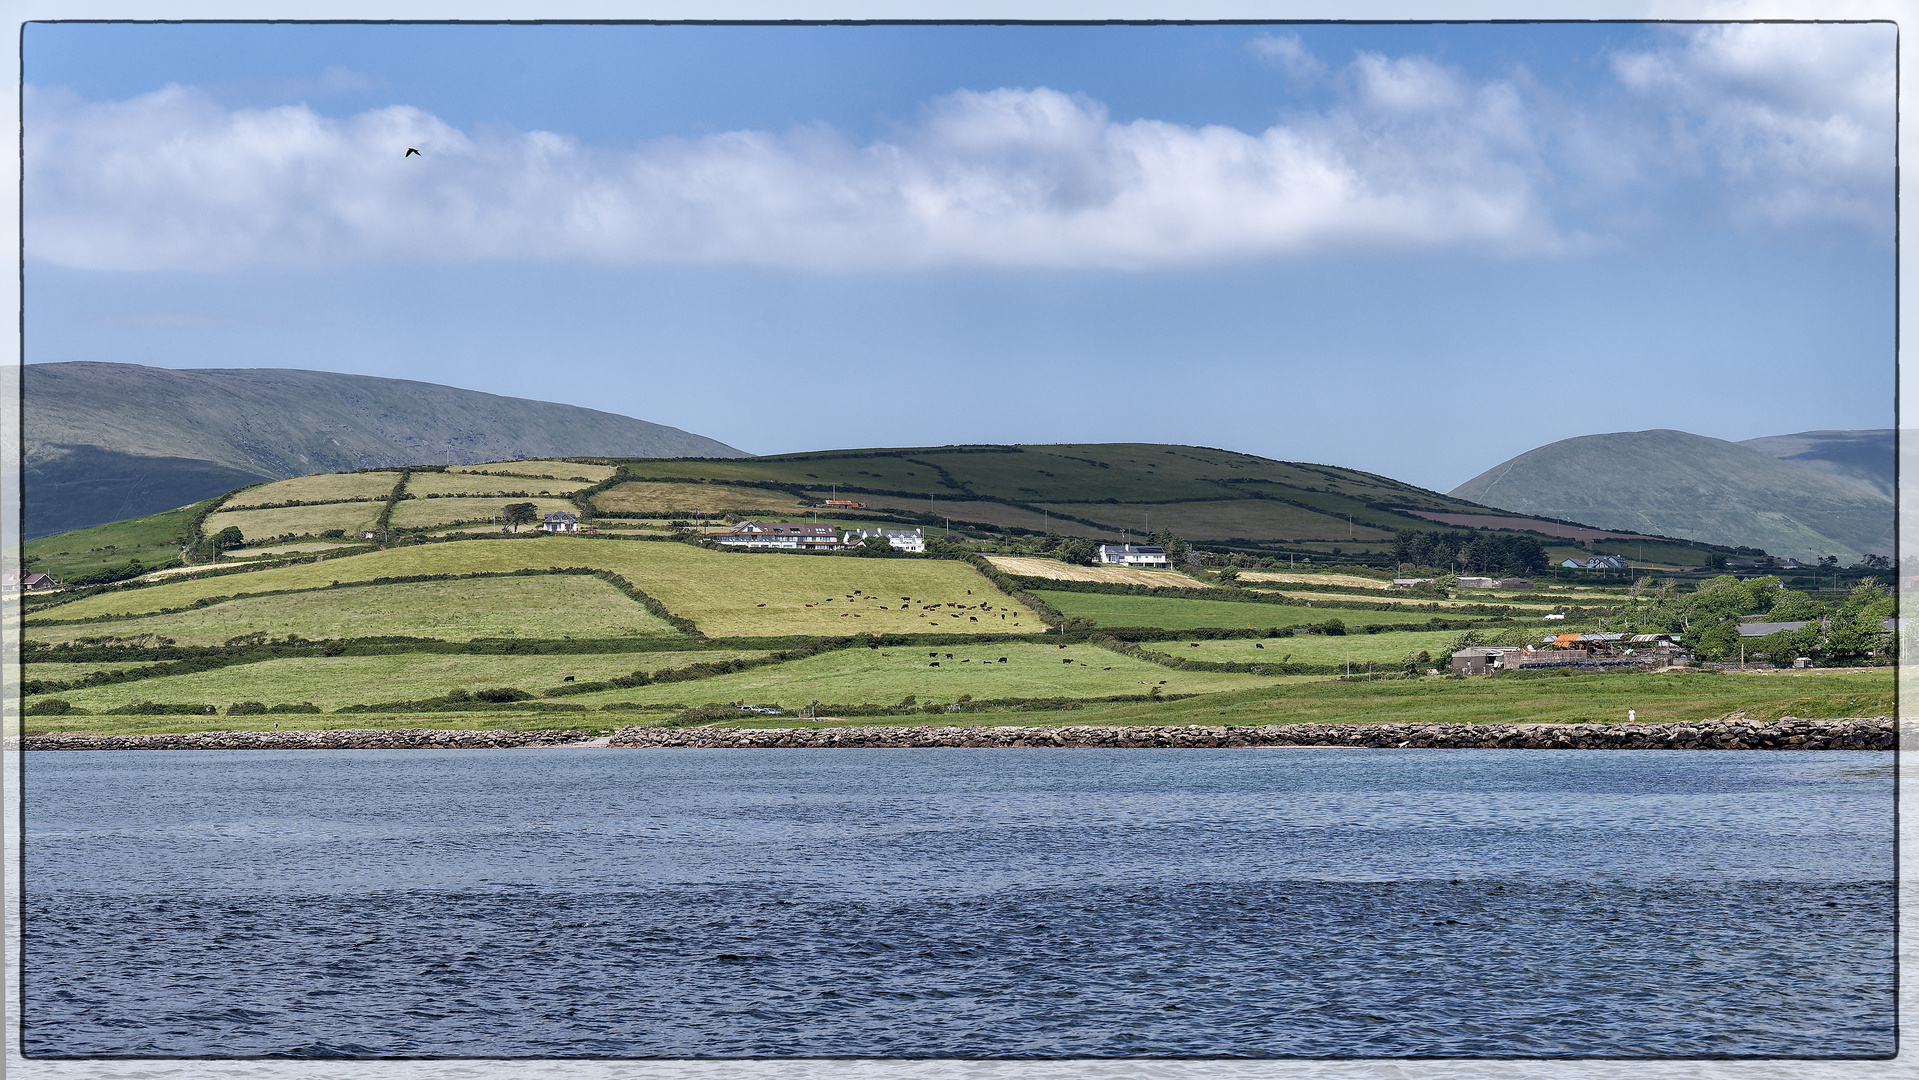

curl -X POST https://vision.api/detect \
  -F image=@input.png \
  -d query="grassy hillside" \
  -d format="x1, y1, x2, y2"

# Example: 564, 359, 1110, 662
24, 362, 747, 538
19, 500, 211, 583
1738, 429, 1894, 500
605, 442, 1562, 558
1450, 429, 1892, 563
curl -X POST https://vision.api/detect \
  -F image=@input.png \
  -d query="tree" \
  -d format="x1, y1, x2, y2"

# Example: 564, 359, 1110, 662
858, 535, 894, 556
1057, 538, 1098, 566
212, 525, 244, 549
502, 502, 539, 532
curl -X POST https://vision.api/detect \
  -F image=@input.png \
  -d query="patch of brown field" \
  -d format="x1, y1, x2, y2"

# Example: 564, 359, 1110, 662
1236, 571, 1394, 590
985, 555, 1210, 588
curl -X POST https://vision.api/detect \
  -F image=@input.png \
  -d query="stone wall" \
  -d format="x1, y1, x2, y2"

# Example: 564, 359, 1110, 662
610, 717, 1894, 751
17, 717, 1895, 751
18, 728, 596, 751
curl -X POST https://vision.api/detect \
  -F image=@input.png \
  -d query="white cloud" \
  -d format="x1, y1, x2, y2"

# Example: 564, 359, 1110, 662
24, 27, 1892, 274
1247, 33, 1325, 82
1610, 23, 1893, 233
24, 71, 1570, 273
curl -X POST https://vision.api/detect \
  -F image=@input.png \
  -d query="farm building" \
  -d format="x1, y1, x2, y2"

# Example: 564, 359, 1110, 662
1450, 647, 1526, 675
823, 499, 867, 509
3, 571, 56, 592
1457, 577, 1498, 589
1559, 555, 1628, 569
1390, 578, 1435, 589
1097, 544, 1170, 568
541, 511, 580, 533
846, 528, 926, 553
711, 521, 844, 551
1495, 578, 1534, 589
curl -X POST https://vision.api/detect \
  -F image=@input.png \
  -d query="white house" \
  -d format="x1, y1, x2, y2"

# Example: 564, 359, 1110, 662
1097, 544, 1170, 568
846, 528, 926, 553
710, 521, 843, 550
541, 511, 580, 533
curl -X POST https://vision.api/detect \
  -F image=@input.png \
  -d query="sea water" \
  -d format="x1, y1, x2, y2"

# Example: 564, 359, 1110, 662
19, 748, 1895, 1058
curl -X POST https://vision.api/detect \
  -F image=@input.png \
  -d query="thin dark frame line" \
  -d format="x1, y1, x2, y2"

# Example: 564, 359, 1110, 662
9, 13, 1904, 1065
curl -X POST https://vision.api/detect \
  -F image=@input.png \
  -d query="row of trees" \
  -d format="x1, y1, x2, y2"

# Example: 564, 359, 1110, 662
1391, 530, 1548, 576
1630, 575, 1894, 663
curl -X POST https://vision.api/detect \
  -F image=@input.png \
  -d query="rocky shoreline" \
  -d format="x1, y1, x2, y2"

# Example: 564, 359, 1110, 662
16, 716, 1896, 751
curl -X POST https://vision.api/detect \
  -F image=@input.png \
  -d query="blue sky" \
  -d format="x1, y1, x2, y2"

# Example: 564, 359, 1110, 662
22, 20, 1895, 492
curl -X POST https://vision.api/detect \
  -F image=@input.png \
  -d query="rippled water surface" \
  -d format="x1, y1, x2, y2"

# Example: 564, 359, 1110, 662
21, 748, 1895, 1058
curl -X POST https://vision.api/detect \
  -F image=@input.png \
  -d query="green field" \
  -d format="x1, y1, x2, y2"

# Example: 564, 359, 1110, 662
406, 472, 591, 497
21, 500, 210, 581
222, 472, 400, 508
1160, 629, 1482, 667
25, 575, 680, 645
208, 502, 384, 539
717, 668, 1894, 730
1034, 590, 1476, 631
29, 649, 766, 714
1043, 499, 1395, 543
560, 641, 1279, 710
452, 460, 617, 482
389, 496, 581, 529
33, 537, 1042, 638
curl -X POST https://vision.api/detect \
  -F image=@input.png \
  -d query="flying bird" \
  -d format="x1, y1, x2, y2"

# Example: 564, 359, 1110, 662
404, 147, 421, 158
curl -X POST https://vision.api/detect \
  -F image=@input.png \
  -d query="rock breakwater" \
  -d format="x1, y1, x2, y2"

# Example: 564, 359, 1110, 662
18, 717, 1895, 751
19, 728, 597, 752
610, 716, 1895, 751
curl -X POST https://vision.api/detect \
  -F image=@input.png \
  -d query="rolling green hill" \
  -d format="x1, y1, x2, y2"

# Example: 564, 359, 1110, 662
24, 362, 747, 539
605, 442, 1552, 553
1450, 429, 1893, 564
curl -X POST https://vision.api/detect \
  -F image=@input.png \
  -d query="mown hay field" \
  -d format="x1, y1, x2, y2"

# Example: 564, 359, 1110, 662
207, 502, 384, 540
1034, 590, 1470, 631
26, 575, 680, 646
452, 460, 617, 482
592, 481, 807, 516
222, 472, 400, 508
1235, 571, 1394, 590
34, 537, 1042, 638
562, 641, 1280, 710
984, 556, 1205, 588
31, 650, 767, 714
389, 497, 580, 530
405, 472, 591, 497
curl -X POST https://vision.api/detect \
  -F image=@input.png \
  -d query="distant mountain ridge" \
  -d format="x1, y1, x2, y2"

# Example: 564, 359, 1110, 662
1737, 429, 1893, 500
1449, 428, 1892, 563
24, 362, 747, 539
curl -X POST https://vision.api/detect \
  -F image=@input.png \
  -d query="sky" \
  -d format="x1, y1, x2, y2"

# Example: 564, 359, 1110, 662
20, 19, 1896, 493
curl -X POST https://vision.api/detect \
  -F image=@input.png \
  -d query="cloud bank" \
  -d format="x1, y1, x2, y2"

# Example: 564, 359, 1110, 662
25, 25, 1890, 273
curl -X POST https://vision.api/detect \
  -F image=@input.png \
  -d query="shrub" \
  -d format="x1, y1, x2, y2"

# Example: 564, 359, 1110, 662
267, 703, 322, 714
26, 698, 71, 715
474, 687, 533, 703
227, 701, 268, 716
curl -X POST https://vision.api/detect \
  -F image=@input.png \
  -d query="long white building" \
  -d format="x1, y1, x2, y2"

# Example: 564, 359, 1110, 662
1097, 543, 1170, 568
846, 528, 926, 553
